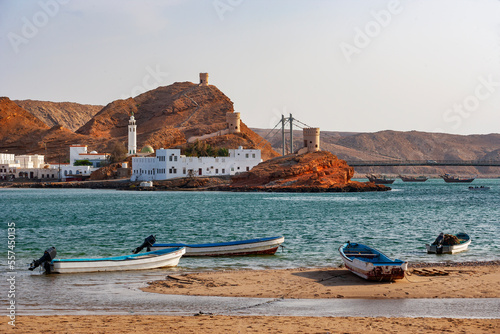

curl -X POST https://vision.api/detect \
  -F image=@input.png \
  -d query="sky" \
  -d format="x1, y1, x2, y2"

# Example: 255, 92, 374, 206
1, 0, 499, 135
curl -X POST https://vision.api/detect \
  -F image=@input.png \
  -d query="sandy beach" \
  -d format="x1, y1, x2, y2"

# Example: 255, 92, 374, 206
4, 262, 499, 333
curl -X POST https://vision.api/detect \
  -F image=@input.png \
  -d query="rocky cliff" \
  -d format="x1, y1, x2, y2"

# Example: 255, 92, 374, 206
227, 151, 388, 192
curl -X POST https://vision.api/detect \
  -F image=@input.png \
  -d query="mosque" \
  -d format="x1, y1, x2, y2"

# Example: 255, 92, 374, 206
130, 73, 262, 181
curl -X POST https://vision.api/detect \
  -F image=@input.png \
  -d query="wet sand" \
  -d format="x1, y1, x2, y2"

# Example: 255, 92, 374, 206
143, 263, 500, 299
5, 315, 499, 333
4, 262, 499, 333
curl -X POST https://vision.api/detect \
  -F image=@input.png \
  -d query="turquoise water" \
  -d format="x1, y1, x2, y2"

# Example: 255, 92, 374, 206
1, 178, 499, 272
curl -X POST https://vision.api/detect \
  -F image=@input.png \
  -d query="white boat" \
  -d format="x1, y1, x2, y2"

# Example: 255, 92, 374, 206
151, 236, 285, 257
426, 232, 471, 254
338, 242, 408, 281
29, 246, 185, 274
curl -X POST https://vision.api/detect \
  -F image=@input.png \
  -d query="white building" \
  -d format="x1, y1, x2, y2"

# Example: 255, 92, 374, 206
69, 145, 109, 167
131, 147, 261, 181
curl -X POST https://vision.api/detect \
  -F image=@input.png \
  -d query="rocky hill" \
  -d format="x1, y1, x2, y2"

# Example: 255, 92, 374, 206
0, 80, 279, 162
252, 128, 500, 176
14, 100, 102, 132
0, 97, 111, 160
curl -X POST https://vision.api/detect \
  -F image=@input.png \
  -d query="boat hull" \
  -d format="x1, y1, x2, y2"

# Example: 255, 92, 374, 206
425, 233, 471, 254
443, 179, 475, 183
344, 259, 407, 281
338, 242, 407, 282
50, 247, 185, 273
151, 236, 285, 257
399, 176, 428, 182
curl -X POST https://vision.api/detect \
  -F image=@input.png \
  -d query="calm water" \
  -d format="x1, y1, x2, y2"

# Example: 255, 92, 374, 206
1, 179, 499, 314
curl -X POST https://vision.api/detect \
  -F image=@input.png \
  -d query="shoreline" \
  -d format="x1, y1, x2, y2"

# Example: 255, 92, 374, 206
4, 262, 499, 333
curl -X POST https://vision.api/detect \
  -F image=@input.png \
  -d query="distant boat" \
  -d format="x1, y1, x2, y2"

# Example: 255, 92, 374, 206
425, 232, 471, 254
29, 246, 185, 274
366, 174, 395, 184
468, 186, 490, 191
398, 175, 428, 182
440, 173, 475, 183
151, 236, 285, 257
338, 242, 408, 281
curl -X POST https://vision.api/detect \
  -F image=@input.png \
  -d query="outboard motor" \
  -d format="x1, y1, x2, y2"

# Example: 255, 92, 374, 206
29, 247, 57, 273
432, 232, 444, 254
132, 235, 156, 254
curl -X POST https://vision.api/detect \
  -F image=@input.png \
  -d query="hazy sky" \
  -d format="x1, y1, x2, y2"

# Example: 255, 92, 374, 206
1, 0, 499, 135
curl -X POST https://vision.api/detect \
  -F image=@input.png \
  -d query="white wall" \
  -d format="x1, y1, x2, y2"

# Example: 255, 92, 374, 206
131, 147, 262, 181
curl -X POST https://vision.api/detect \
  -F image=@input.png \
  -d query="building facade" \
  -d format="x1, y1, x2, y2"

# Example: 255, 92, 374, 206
131, 147, 261, 181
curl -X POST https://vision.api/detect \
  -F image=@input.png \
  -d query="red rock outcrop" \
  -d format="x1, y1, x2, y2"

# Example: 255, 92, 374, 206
228, 151, 388, 192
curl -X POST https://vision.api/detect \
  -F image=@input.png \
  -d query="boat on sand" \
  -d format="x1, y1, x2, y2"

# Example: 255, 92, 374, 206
151, 236, 285, 256
338, 242, 408, 281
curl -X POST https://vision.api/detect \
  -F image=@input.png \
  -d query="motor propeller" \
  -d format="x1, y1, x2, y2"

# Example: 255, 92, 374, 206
132, 235, 156, 254
29, 247, 57, 273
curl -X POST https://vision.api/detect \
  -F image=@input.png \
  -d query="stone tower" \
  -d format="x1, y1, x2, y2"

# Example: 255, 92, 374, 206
199, 73, 209, 86
226, 112, 241, 134
303, 128, 320, 152
128, 113, 137, 155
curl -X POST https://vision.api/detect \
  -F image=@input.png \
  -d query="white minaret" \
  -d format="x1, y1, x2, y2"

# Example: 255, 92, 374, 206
128, 113, 137, 155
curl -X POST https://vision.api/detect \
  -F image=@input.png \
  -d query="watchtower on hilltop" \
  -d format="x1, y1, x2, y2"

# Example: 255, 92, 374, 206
199, 73, 209, 86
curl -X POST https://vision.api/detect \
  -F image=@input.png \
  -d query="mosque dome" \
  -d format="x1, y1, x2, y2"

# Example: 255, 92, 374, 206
140, 145, 155, 154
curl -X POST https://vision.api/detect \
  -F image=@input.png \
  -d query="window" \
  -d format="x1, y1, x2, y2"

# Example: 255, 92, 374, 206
169, 156, 172, 161
183, 168, 186, 174
174, 156, 177, 161
216, 169, 218, 174
245, 154, 249, 158
252, 154, 255, 158
246, 167, 250, 171
222, 168, 225, 174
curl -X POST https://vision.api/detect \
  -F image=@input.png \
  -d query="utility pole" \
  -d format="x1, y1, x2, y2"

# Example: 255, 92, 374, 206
281, 114, 286, 156
289, 113, 293, 154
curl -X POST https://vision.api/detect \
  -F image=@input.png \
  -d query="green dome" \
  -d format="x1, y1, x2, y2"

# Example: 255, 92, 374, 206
140, 145, 154, 154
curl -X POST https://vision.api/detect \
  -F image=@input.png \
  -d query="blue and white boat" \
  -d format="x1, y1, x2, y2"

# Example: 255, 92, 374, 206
151, 236, 285, 257
338, 242, 408, 281
29, 246, 185, 274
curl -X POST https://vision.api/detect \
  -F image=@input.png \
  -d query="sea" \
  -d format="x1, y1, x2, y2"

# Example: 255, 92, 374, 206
1, 178, 499, 315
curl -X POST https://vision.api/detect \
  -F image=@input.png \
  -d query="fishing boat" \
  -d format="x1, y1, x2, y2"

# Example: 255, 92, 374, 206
29, 247, 185, 274
398, 175, 428, 182
151, 236, 285, 257
29, 235, 186, 274
425, 232, 471, 254
468, 186, 490, 191
338, 242, 408, 281
366, 174, 395, 184
440, 173, 475, 183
